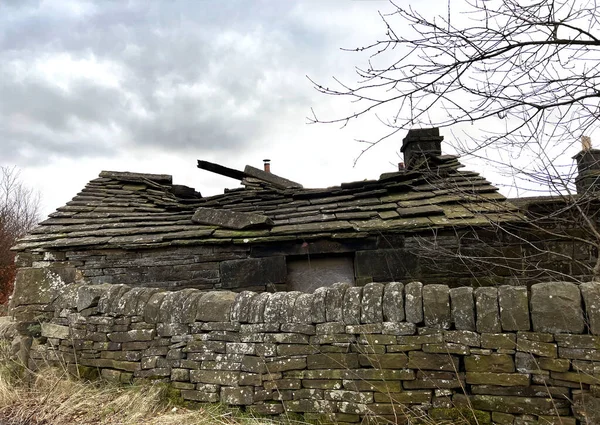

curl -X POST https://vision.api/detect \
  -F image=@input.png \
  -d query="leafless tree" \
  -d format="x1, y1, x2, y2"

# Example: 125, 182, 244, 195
0, 167, 41, 303
310, 0, 600, 280
309, 0, 600, 169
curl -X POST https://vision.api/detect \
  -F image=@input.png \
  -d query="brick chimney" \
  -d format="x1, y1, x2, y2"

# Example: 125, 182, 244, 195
573, 136, 600, 194
401, 128, 443, 169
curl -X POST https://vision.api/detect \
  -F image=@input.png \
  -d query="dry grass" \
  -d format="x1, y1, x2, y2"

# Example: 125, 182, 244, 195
0, 360, 290, 425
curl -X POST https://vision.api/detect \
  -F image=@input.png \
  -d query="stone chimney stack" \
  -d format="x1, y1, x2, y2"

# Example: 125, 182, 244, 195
573, 136, 600, 194
401, 128, 443, 169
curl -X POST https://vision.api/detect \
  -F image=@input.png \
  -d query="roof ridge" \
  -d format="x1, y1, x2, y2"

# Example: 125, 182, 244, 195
99, 170, 173, 185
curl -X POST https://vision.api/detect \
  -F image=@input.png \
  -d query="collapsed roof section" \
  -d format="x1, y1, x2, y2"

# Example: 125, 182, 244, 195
13, 155, 522, 252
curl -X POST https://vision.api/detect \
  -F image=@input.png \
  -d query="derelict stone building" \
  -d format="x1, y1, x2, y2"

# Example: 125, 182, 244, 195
8, 128, 600, 423
10, 128, 600, 323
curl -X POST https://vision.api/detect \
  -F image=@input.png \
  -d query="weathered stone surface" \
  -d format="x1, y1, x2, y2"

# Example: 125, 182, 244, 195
361, 282, 384, 324
457, 394, 570, 415
358, 353, 408, 369
292, 293, 313, 324
407, 352, 459, 371
41, 323, 70, 339
466, 372, 529, 386
311, 287, 327, 323
325, 283, 350, 322
530, 282, 584, 333
403, 370, 465, 389
12, 267, 78, 306
422, 284, 450, 329
475, 287, 501, 333
247, 292, 271, 323
220, 257, 286, 289
481, 333, 516, 350
181, 390, 219, 403
280, 291, 302, 323
581, 282, 600, 335
76, 284, 111, 312
382, 282, 404, 322
445, 330, 480, 346
159, 289, 199, 323
465, 354, 514, 373
244, 164, 303, 189
263, 292, 289, 323
450, 287, 476, 331
498, 286, 530, 331
221, 387, 254, 405
308, 354, 359, 369
382, 322, 416, 336
134, 288, 161, 316
98, 284, 131, 314
516, 337, 557, 358
342, 287, 361, 325
190, 370, 240, 385
143, 291, 167, 324
230, 291, 256, 323
405, 281, 423, 324
192, 207, 273, 229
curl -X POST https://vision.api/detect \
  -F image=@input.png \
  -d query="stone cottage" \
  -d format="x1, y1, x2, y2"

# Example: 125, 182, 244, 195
9, 128, 600, 324
8, 128, 600, 424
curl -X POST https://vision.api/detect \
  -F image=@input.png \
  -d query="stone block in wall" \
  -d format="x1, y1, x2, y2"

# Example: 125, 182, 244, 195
403, 371, 465, 389
230, 291, 257, 323
382, 282, 404, 323
196, 291, 236, 322
422, 285, 450, 329
220, 256, 286, 289
98, 284, 131, 314
404, 281, 423, 324
134, 288, 162, 316
449, 287, 476, 331
76, 284, 111, 312
41, 323, 70, 339
12, 267, 79, 307
361, 283, 384, 324
407, 351, 459, 371
244, 292, 269, 324
530, 282, 584, 334
498, 286, 530, 331
354, 249, 418, 282
292, 293, 313, 325
113, 287, 149, 316
475, 287, 501, 333
581, 282, 600, 335
464, 353, 515, 373
342, 287, 361, 325
311, 287, 327, 323
143, 292, 167, 324
308, 354, 359, 369
454, 394, 570, 416
159, 289, 201, 323
221, 387, 254, 405
326, 283, 350, 322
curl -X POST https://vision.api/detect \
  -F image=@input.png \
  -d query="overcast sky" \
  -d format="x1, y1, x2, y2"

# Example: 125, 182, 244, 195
0, 0, 545, 218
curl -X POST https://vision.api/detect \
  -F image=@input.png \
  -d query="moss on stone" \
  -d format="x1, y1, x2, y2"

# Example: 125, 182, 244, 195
428, 407, 492, 425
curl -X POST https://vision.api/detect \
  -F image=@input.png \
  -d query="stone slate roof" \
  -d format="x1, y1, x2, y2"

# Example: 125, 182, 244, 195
13, 155, 522, 251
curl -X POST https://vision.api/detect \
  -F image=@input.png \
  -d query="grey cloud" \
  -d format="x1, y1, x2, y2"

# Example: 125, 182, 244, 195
0, 0, 333, 165
0, 0, 394, 168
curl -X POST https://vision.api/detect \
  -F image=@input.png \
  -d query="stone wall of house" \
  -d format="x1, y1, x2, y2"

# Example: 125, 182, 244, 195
12, 225, 597, 319
18, 280, 600, 424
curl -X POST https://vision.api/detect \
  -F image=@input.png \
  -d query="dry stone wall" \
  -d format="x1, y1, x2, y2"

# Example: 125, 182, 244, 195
23, 281, 600, 424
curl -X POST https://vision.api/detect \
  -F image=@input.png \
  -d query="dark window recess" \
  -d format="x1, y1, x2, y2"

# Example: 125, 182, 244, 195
286, 256, 355, 293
